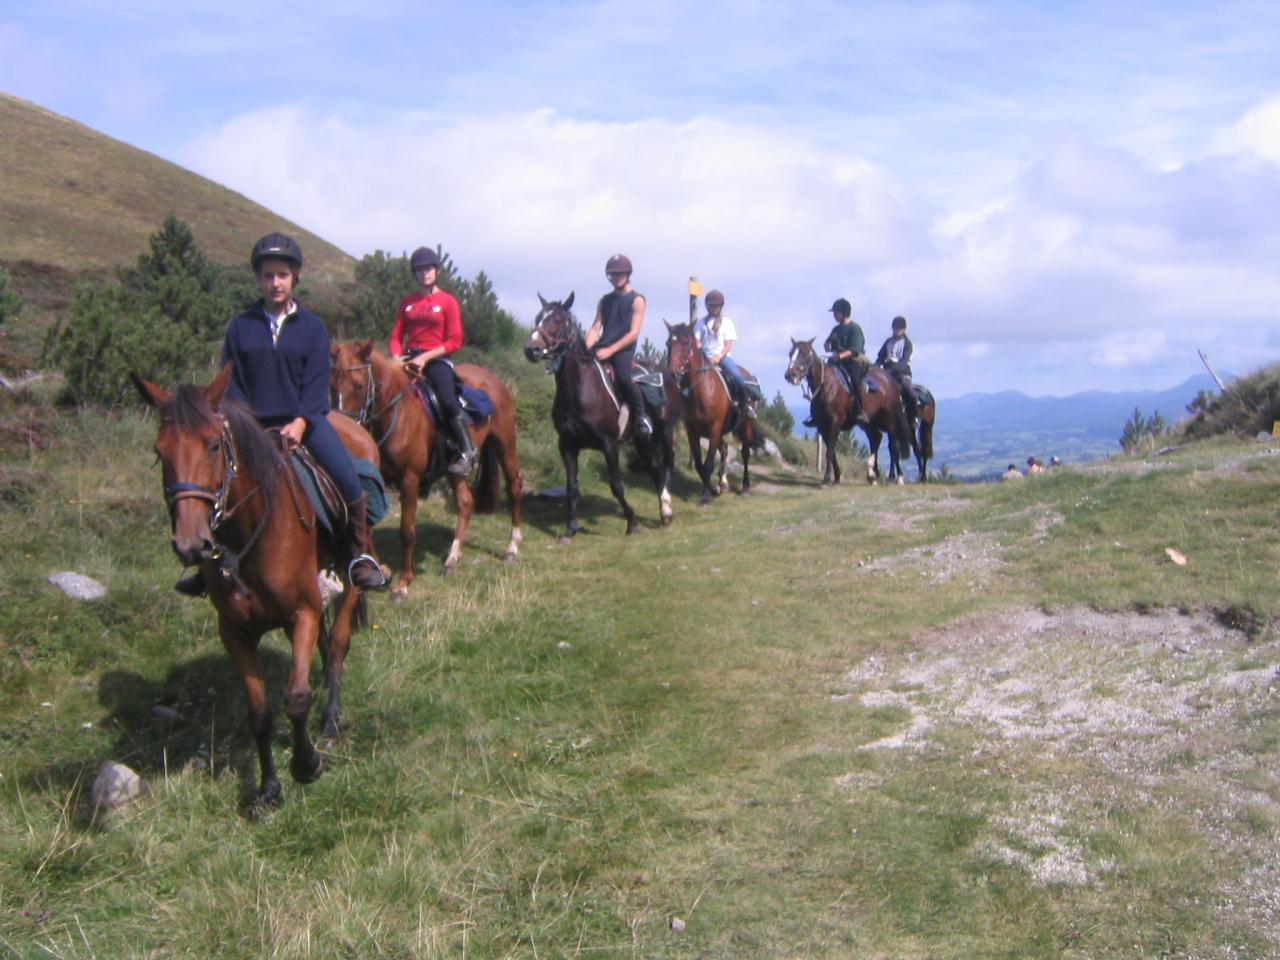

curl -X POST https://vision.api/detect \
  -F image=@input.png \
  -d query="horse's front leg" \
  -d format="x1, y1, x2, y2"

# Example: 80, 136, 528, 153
320, 587, 360, 738
740, 429, 751, 494
284, 605, 323, 785
824, 428, 840, 485
716, 439, 730, 496
864, 428, 882, 485
392, 473, 420, 602
559, 438, 581, 544
443, 475, 473, 576
603, 443, 639, 534
218, 621, 281, 805
698, 429, 722, 504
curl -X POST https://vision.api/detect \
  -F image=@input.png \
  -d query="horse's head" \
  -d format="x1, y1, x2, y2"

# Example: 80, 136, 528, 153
785, 337, 819, 386
133, 365, 235, 567
526, 293, 578, 363
664, 319, 697, 375
330, 339, 378, 422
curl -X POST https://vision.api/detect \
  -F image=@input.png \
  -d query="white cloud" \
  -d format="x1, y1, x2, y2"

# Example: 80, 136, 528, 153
1208, 92, 1280, 164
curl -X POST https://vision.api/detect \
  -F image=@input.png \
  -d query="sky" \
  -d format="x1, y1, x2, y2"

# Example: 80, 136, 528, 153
5, 0, 1280, 403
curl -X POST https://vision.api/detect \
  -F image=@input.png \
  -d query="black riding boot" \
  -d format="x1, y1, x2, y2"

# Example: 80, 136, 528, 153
631, 404, 653, 439
174, 571, 206, 597
345, 493, 387, 591
447, 412, 477, 475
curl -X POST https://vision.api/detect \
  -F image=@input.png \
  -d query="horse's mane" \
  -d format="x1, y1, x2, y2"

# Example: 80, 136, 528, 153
163, 384, 285, 510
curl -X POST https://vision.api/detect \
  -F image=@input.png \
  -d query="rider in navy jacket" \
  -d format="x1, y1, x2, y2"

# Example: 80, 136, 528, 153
222, 301, 332, 430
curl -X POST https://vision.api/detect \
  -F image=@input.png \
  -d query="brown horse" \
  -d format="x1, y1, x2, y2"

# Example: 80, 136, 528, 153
134, 365, 374, 805
909, 387, 936, 482
664, 321, 756, 503
524, 293, 679, 541
330, 341, 523, 598
784, 338, 915, 485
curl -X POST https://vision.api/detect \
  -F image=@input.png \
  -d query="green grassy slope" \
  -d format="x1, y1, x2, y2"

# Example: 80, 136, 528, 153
0, 93, 354, 285
2, 386, 1277, 958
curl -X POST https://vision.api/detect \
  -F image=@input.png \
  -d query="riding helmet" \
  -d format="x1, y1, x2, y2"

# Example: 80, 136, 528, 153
892, 315, 907, 329
251, 232, 303, 272
605, 253, 633, 276
705, 289, 725, 308
829, 298, 851, 317
410, 246, 442, 273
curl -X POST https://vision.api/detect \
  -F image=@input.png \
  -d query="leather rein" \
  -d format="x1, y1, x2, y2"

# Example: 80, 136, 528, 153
334, 360, 404, 446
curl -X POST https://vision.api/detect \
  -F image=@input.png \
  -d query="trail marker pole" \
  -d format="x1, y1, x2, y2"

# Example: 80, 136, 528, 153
1198, 349, 1227, 393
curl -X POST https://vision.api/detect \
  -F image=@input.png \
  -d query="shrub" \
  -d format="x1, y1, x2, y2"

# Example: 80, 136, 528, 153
1179, 362, 1280, 440
1119, 407, 1168, 454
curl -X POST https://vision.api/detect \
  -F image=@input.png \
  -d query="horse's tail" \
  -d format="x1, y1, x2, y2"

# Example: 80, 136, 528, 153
893, 394, 913, 460
473, 434, 501, 514
919, 413, 934, 461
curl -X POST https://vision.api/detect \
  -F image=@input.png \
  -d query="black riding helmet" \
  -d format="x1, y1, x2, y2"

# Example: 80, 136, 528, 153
251, 232, 303, 272
411, 246, 442, 273
892, 315, 907, 330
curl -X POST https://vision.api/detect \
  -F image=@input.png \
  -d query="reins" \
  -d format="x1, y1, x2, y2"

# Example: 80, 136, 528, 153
334, 360, 405, 446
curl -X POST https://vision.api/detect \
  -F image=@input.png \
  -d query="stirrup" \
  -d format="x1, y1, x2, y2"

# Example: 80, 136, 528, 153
348, 554, 387, 590
802, 416, 816, 428
634, 414, 653, 438
448, 450, 475, 475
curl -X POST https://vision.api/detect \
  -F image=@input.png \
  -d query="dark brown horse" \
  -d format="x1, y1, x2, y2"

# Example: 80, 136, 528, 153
330, 341, 523, 599
784, 338, 915, 485
134, 365, 374, 805
664, 321, 756, 503
524, 293, 679, 541
909, 388, 936, 481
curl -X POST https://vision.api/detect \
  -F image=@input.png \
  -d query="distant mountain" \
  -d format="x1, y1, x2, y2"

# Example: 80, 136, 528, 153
0, 92, 354, 285
788, 374, 1221, 478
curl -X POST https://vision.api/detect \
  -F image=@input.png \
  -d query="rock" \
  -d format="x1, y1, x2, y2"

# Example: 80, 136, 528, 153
91, 761, 145, 809
670, 917, 686, 932
48, 572, 106, 601
1257, 432, 1273, 443
557, 641, 572, 652
1165, 547, 1188, 566
763, 439, 781, 458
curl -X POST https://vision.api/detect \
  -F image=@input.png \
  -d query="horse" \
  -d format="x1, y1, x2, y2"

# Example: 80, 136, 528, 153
133, 364, 373, 805
524, 292, 679, 542
330, 341, 523, 599
910, 388, 936, 482
664, 321, 757, 503
784, 338, 915, 485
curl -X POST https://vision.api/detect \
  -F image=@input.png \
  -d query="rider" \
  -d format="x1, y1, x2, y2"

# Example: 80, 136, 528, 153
389, 245, 476, 476
875, 314, 916, 422
805, 298, 866, 427
176, 232, 385, 596
692, 289, 755, 421
585, 253, 652, 438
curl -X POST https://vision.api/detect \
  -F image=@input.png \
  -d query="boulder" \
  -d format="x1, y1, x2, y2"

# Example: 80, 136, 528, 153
91, 761, 145, 810
48, 572, 106, 601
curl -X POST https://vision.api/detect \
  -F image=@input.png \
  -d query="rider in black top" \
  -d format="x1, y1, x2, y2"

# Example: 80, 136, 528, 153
585, 253, 653, 438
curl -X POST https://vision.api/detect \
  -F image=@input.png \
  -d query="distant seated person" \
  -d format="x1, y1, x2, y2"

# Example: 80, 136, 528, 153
1049, 456, 1062, 468
693, 288, 755, 420
875, 315, 915, 421
1002, 463, 1023, 482
1026, 456, 1044, 475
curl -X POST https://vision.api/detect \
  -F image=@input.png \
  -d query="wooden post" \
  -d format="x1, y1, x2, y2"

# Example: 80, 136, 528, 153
1198, 349, 1227, 393
688, 277, 702, 325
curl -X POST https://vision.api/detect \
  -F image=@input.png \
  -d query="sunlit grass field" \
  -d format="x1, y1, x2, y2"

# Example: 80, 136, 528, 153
2, 389, 1278, 958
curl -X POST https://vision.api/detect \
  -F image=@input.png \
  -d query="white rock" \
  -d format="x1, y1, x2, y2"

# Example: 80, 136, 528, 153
557, 641, 572, 651
91, 761, 145, 809
48, 572, 106, 601
670, 917, 686, 932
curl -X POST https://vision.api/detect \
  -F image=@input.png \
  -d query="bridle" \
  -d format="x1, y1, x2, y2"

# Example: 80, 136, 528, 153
529, 306, 581, 367
333, 359, 403, 446
786, 345, 824, 400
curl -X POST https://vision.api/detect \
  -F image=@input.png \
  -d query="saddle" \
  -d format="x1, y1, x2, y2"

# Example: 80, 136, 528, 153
289, 447, 389, 536
909, 383, 933, 409
592, 359, 668, 412
412, 379, 494, 428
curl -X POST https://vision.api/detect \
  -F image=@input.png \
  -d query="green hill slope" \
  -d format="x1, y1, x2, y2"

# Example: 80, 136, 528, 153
0, 92, 353, 284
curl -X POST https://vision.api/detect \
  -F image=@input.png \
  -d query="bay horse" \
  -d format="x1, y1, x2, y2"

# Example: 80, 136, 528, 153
330, 341, 523, 599
524, 293, 679, 542
134, 365, 373, 805
664, 321, 756, 503
909, 388, 936, 482
784, 338, 915, 485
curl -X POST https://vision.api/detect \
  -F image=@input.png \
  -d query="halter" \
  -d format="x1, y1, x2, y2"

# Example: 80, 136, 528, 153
333, 360, 403, 446
787, 347, 825, 401
531, 307, 581, 368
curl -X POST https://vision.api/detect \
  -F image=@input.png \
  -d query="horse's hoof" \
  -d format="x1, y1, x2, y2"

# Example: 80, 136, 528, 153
441, 562, 457, 578
503, 551, 518, 564
557, 535, 574, 546
290, 750, 322, 784
390, 587, 409, 604
626, 524, 640, 536
256, 779, 283, 808
660, 515, 673, 527
896, 476, 905, 486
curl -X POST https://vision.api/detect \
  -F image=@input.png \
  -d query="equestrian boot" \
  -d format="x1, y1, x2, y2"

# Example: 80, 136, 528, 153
447, 412, 477, 475
632, 404, 653, 439
174, 571, 206, 597
344, 493, 387, 591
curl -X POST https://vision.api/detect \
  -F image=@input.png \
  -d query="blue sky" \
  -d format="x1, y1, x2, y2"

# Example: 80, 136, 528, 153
5, 1, 1280, 403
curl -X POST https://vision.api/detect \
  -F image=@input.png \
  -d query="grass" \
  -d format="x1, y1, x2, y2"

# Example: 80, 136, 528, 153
1, 401, 1278, 958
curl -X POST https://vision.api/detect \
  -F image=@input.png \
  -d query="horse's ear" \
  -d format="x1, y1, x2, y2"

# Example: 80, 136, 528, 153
564, 291, 574, 310
790, 337, 797, 348
330, 344, 340, 361
537, 292, 549, 309
357, 339, 374, 361
664, 319, 674, 333
131, 373, 170, 409
805, 337, 816, 348
205, 363, 233, 410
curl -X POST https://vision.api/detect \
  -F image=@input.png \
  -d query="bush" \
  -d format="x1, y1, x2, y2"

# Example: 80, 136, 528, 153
1179, 363, 1280, 440
47, 215, 253, 404
1119, 407, 1167, 454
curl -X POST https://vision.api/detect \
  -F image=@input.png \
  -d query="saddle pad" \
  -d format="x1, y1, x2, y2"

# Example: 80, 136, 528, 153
414, 381, 494, 427
290, 455, 389, 534
910, 384, 934, 408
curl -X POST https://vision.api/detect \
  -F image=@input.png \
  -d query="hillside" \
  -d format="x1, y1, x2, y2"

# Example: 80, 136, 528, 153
0, 92, 354, 284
